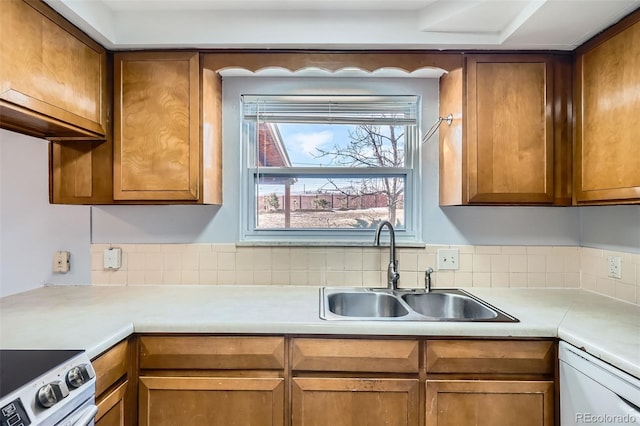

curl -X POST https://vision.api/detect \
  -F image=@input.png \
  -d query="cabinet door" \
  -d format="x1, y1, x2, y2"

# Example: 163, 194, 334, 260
292, 378, 419, 426
426, 380, 553, 426
0, 0, 107, 139
114, 52, 200, 201
96, 381, 127, 426
575, 16, 640, 204
139, 376, 284, 426
466, 55, 554, 204
93, 340, 130, 426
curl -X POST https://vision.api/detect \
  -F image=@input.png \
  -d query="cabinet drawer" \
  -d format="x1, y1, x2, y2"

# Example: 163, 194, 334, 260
93, 340, 129, 398
139, 336, 285, 370
426, 340, 554, 375
291, 338, 419, 373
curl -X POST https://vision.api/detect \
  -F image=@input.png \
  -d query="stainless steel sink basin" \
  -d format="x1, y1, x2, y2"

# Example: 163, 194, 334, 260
327, 292, 409, 318
401, 292, 498, 320
320, 288, 518, 322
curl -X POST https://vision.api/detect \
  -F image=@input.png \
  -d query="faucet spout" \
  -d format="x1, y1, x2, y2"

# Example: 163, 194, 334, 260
373, 220, 399, 290
424, 267, 434, 292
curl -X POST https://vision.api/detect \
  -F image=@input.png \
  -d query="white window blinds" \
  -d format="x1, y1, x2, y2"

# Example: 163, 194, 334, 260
242, 95, 419, 125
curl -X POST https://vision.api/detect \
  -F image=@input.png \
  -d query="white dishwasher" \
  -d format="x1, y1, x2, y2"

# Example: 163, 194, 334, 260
560, 341, 640, 425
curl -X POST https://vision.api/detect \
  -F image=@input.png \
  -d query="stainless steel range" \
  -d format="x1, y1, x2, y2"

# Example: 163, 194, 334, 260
0, 350, 96, 426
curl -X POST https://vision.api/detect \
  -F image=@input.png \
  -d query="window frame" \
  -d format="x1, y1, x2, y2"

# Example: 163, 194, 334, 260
239, 94, 423, 244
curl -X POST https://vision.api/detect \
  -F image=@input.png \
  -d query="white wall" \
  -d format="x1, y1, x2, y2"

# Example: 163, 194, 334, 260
92, 76, 581, 246
1, 79, 635, 298
0, 129, 91, 297
580, 206, 640, 254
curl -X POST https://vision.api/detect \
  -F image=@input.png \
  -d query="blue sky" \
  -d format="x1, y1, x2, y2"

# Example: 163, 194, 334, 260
277, 123, 351, 167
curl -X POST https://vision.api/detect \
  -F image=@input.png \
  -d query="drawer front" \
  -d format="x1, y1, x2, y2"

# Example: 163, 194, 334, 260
291, 338, 419, 373
93, 340, 129, 398
426, 340, 555, 375
139, 336, 285, 370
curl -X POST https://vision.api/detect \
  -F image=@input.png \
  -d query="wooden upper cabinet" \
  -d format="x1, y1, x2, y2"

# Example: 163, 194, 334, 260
574, 11, 640, 204
0, 0, 107, 140
114, 52, 200, 201
112, 52, 222, 204
440, 54, 572, 205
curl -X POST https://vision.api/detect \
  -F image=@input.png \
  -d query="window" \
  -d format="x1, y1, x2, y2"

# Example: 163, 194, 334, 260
240, 95, 421, 243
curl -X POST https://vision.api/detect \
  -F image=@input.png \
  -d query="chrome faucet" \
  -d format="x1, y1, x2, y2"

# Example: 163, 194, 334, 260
424, 267, 434, 292
373, 221, 399, 290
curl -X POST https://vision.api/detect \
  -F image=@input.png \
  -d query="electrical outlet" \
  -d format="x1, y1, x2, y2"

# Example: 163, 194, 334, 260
437, 248, 459, 270
53, 251, 70, 273
104, 247, 122, 270
607, 255, 622, 279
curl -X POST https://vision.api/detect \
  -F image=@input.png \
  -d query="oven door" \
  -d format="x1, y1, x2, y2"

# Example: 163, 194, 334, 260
52, 397, 97, 426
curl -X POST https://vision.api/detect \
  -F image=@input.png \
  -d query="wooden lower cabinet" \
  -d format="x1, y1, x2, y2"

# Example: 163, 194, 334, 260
291, 338, 420, 426
292, 378, 419, 426
92, 339, 131, 426
425, 380, 554, 426
138, 376, 285, 426
132, 336, 556, 426
96, 381, 128, 426
137, 336, 286, 425
424, 340, 556, 426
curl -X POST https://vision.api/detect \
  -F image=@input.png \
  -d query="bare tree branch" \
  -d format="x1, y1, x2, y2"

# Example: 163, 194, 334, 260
314, 123, 405, 224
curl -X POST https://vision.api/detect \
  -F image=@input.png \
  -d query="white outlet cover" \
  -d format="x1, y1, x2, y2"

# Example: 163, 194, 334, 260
53, 251, 70, 273
437, 248, 459, 270
104, 248, 122, 270
607, 255, 622, 279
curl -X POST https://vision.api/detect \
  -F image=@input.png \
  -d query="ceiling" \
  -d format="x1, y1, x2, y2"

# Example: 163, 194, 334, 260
44, 0, 639, 51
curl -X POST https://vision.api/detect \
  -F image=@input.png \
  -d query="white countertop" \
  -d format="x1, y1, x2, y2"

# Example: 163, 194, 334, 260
1, 285, 638, 378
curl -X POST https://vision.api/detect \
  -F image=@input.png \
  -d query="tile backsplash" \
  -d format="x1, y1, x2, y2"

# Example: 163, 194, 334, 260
91, 244, 639, 305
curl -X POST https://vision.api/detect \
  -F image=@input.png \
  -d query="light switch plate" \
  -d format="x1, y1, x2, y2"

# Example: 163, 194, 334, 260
104, 247, 122, 270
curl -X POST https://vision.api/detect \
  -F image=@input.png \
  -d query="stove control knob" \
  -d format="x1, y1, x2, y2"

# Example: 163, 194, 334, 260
66, 364, 95, 389
37, 381, 70, 408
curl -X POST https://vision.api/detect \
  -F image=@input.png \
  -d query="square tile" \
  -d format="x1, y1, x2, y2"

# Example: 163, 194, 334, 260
198, 270, 217, 285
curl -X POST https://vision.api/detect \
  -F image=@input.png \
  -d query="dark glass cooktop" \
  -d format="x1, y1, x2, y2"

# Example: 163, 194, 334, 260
0, 350, 83, 399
